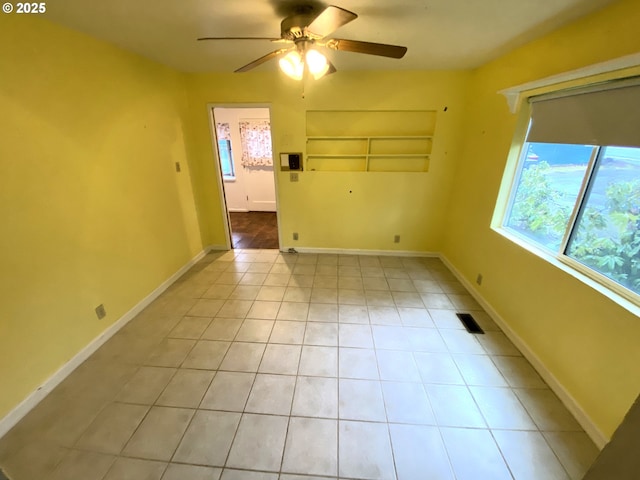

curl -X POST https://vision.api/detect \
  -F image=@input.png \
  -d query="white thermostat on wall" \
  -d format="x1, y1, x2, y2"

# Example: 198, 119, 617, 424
280, 153, 303, 171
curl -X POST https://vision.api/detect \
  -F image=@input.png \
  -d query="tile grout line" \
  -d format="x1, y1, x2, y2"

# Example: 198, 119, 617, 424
172, 252, 245, 474
219, 265, 275, 473
147, 296, 212, 473
72, 316, 201, 478
277, 293, 310, 476
336, 306, 341, 480
369, 304, 400, 480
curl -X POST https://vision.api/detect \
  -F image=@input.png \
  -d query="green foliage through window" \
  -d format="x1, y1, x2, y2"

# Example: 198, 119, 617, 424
508, 161, 572, 251
505, 143, 640, 297
568, 173, 640, 294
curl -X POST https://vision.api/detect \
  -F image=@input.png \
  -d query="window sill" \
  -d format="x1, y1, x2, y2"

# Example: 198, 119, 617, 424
223, 176, 236, 182
493, 226, 640, 317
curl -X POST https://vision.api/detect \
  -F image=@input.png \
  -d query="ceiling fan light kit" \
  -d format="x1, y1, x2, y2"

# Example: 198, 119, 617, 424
304, 48, 330, 79
279, 51, 304, 80
198, 4, 407, 80
278, 46, 330, 81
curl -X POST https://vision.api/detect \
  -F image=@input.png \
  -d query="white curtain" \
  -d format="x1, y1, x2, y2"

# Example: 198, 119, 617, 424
239, 120, 273, 167
216, 122, 231, 141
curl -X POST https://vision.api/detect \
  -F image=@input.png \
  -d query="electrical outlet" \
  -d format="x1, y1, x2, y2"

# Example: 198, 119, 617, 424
95, 304, 106, 320
290, 172, 299, 182
175, 162, 181, 172
394, 235, 400, 243
293, 232, 299, 241
476, 274, 483, 286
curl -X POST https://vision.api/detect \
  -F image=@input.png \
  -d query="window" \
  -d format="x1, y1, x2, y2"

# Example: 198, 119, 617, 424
502, 78, 640, 301
216, 122, 235, 178
218, 139, 234, 177
506, 142, 594, 251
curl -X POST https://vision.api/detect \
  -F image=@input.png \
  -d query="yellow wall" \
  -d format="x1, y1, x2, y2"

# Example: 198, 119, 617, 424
185, 70, 470, 252
0, 16, 202, 419
443, 0, 640, 438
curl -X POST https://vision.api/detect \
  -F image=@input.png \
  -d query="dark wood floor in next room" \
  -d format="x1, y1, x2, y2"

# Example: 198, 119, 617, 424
229, 211, 279, 249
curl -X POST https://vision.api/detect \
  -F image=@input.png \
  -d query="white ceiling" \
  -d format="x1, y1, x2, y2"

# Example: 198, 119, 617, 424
45, 0, 616, 73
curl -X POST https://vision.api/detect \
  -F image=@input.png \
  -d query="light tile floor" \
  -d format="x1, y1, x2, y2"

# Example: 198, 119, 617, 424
0, 250, 600, 480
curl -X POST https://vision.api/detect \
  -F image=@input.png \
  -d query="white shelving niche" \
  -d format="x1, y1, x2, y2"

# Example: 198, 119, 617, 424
305, 110, 437, 172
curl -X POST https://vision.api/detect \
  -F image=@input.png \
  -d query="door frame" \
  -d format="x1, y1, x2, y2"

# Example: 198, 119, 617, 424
206, 103, 282, 251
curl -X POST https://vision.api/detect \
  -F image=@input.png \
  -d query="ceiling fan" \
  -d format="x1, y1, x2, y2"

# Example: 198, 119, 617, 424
198, 4, 407, 80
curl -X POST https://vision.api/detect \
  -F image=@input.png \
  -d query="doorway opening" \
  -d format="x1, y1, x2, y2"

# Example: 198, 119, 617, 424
211, 106, 279, 250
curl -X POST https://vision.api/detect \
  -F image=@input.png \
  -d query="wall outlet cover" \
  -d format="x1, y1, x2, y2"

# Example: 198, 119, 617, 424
95, 304, 106, 320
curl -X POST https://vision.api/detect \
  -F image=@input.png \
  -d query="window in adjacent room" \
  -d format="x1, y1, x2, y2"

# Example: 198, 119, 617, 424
500, 78, 640, 301
216, 122, 235, 178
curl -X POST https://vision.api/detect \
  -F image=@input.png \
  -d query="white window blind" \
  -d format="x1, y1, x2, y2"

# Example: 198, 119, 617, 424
526, 78, 640, 147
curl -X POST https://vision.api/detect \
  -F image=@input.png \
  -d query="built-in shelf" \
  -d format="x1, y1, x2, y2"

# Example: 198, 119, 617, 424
306, 134, 432, 172
305, 110, 437, 172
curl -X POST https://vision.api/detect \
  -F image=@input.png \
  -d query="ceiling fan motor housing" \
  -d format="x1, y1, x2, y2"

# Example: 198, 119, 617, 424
281, 14, 321, 40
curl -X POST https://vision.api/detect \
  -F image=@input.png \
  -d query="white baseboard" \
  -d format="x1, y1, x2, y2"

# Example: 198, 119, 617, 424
0, 248, 209, 440
206, 244, 229, 251
284, 246, 440, 257
439, 253, 609, 450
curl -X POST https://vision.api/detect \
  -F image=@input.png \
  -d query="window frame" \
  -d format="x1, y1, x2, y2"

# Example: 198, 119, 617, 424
493, 91, 640, 315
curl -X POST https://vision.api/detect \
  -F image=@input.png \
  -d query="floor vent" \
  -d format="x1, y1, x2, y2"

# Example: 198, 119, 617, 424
456, 313, 484, 334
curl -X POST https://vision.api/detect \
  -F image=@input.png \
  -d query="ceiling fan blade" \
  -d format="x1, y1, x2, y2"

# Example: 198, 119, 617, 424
234, 48, 289, 73
307, 5, 357, 38
326, 39, 407, 59
198, 37, 282, 42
